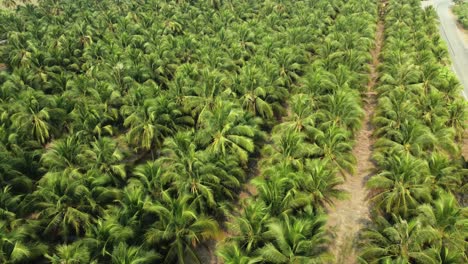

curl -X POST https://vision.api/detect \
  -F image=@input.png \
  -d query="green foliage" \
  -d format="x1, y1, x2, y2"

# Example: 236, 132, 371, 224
1, 0, 367, 262
217, 0, 379, 262
453, 2, 468, 29
0, 0, 465, 263
362, 0, 467, 263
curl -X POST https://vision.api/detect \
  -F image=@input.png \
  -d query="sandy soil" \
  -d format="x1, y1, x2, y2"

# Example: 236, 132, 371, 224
0, 0, 38, 9
193, 239, 221, 264
326, 18, 384, 264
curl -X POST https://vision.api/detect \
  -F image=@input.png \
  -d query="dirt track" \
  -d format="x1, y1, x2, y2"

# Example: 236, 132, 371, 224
326, 16, 384, 264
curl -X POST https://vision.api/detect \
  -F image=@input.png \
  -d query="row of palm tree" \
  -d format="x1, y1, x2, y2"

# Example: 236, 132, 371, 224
217, 0, 379, 262
0, 0, 381, 263
360, 0, 467, 263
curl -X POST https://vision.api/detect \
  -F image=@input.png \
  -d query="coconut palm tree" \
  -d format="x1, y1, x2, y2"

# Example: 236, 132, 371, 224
309, 124, 356, 176
0, 186, 21, 221
9, 90, 64, 144
0, 148, 33, 192
257, 214, 331, 263
82, 137, 126, 186
373, 120, 436, 157
160, 132, 243, 211
359, 215, 439, 263
447, 99, 467, 141
34, 173, 96, 242
225, 201, 270, 254
276, 94, 317, 133
260, 129, 316, 170
317, 89, 364, 134
253, 174, 296, 218
426, 245, 465, 264
10, 106, 52, 144
82, 216, 135, 261
367, 154, 433, 218
40, 135, 86, 172
45, 241, 92, 264
272, 47, 306, 88
130, 160, 169, 200
123, 94, 192, 151
0, 220, 47, 264
232, 65, 274, 120
183, 68, 230, 120
292, 159, 346, 208
417, 192, 467, 257
427, 153, 463, 193
68, 102, 115, 139
144, 192, 219, 264
217, 242, 262, 264
373, 89, 418, 138
110, 242, 160, 264
196, 100, 256, 163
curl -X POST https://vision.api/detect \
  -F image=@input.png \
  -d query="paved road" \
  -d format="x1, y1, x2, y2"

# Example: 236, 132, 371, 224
424, 0, 468, 98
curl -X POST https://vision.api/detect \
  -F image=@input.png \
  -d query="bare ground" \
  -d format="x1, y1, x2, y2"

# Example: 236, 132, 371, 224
326, 18, 384, 264
0, 0, 38, 9
462, 120, 468, 160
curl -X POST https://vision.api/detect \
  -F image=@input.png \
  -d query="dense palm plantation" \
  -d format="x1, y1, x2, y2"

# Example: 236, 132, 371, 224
218, 0, 378, 262
361, 0, 467, 263
0, 0, 368, 262
0, 0, 466, 263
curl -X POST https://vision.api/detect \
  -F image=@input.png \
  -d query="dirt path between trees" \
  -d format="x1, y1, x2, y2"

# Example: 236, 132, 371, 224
326, 17, 384, 264
195, 159, 259, 264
